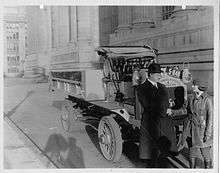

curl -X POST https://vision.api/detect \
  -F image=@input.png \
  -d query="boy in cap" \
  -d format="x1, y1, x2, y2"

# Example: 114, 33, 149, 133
183, 79, 213, 168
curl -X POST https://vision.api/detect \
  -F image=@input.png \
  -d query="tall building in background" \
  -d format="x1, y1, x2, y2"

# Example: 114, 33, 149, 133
3, 6, 27, 77
24, 6, 52, 76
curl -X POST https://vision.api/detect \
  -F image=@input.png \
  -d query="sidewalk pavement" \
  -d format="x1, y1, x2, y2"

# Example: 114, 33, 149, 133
3, 117, 188, 169
3, 119, 54, 169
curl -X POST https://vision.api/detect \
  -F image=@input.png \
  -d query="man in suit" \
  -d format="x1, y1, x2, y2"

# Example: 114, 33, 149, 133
136, 63, 169, 167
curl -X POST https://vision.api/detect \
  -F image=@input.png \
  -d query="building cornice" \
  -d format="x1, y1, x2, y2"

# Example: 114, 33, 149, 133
110, 24, 213, 44
4, 15, 27, 23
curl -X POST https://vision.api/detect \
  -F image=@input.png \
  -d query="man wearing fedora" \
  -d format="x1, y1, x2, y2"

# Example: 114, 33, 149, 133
136, 63, 169, 167
179, 79, 213, 168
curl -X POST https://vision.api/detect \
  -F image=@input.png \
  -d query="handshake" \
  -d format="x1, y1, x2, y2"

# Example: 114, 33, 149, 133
166, 108, 174, 117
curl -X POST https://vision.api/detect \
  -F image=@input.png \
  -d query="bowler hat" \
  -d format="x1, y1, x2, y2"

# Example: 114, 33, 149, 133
148, 63, 162, 74
193, 79, 208, 91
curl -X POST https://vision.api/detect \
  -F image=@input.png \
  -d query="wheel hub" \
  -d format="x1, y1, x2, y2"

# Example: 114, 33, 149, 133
99, 134, 111, 145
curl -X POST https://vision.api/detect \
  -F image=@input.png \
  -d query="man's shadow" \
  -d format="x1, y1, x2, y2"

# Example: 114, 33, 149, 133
4, 90, 35, 118
43, 133, 85, 168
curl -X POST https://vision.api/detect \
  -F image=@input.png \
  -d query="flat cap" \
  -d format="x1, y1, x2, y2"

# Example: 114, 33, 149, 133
193, 79, 209, 91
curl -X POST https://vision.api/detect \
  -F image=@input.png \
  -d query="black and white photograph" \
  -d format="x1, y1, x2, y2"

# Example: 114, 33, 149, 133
2, 1, 219, 171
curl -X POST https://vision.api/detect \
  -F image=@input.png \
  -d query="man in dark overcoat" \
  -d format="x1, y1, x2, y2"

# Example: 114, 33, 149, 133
136, 63, 169, 167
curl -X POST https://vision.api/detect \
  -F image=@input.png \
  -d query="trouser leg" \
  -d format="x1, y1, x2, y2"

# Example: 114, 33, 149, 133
200, 147, 212, 168
204, 160, 212, 169
151, 147, 159, 168
187, 138, 196, 168
189, 147, 199, 168
189, 158, 196, 168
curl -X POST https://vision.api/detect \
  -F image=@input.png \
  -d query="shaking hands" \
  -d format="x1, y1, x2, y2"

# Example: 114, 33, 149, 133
166, 108, 174, 117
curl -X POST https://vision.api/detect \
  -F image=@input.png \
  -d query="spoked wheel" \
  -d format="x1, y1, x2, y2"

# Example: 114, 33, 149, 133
60, 100, 80, 132
98, 115, 123, 162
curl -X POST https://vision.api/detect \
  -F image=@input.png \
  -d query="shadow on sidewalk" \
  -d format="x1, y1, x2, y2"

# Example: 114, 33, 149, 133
4, 90, 35, 118
43, 133, 85, 168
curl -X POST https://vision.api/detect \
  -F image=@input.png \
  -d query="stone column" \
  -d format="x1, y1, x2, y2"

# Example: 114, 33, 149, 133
117, 6, 132, 31
132, 6, 155, 29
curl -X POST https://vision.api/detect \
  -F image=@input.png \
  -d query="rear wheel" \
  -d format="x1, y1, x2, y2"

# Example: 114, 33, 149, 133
98, 115, 123, 162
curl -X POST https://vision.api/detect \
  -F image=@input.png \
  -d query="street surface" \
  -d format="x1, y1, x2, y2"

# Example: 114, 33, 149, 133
4, 119, 56, 169
3, 77, 192, 169
3, 77, 143, 168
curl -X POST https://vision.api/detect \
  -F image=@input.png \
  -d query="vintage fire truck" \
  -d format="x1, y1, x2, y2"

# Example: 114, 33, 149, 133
49, 46, 190, 162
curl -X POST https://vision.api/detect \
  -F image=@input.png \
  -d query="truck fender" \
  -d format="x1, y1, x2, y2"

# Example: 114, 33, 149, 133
111, 109, 130, 122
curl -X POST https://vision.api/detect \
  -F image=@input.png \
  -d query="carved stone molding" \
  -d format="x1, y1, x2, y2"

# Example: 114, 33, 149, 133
110, 25, 213, 55
132, 6, 155, 29
51, 52, 79, 64
51, 43, 77, 56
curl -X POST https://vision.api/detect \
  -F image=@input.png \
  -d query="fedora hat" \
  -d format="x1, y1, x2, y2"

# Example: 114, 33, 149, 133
148, 63, 162, 74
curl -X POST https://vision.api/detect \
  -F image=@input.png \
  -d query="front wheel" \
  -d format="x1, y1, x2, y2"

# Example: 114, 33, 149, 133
98, 115, 123, 162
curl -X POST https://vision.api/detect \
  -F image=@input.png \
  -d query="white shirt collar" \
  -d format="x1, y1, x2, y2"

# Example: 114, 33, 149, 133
148, 78, 158, 88
195, 91, 203, 99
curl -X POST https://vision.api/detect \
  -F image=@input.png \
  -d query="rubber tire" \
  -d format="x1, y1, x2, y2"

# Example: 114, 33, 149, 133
60, 100, 76, 132
98, 115, 123, 162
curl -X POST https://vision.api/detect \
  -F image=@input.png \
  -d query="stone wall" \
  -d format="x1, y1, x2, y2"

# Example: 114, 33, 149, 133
109, 6, 214, 94
22, 6, 214, 94
99, 6, 118, 45
50, 6, 100, 71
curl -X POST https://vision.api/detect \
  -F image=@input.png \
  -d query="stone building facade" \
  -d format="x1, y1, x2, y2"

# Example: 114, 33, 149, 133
3, 6, 27, 77
106, 6, 214, 94
24, 6, 100, 75
49, 6, 100, 71
23, 6, 213, 93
